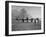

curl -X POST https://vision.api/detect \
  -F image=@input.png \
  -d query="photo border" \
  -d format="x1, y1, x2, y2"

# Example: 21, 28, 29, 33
5, 1, 45, 36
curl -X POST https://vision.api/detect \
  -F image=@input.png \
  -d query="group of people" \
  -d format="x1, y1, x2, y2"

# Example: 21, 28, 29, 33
15, 16, 40, 23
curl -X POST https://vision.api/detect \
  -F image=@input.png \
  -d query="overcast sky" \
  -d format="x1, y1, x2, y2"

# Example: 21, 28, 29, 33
12, 5, 41, 18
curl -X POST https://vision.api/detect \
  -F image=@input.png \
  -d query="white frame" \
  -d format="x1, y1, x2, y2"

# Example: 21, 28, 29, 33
9, 2, 44, 35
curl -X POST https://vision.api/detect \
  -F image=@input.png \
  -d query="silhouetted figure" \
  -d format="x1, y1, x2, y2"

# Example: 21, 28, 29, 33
36, 18, 39, 23
26, 17, 28, 22
16, 16, 18, 21
15, 16, 19, 22
34, 19, 36, 23
31, 18, 33, 22
34, 18, 39, 23
22, 18, 24, 22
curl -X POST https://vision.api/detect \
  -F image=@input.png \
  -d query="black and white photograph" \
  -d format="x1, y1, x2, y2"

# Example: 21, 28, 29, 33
12, 5, 41, 31
5, 1, 45, 36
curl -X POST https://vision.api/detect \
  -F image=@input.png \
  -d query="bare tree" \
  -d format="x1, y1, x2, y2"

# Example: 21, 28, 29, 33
19, 8, 28, 18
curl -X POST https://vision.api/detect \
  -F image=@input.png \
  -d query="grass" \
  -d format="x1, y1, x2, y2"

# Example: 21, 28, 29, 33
12, 19, 41, 31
